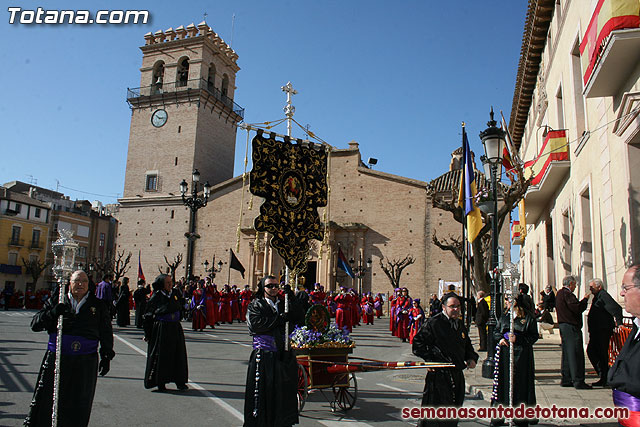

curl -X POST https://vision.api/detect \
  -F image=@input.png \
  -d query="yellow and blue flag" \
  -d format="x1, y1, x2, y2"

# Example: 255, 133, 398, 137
458, 128, 483, 243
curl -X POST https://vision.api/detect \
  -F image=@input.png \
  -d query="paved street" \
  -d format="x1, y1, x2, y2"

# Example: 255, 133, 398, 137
0, 310, 621, 426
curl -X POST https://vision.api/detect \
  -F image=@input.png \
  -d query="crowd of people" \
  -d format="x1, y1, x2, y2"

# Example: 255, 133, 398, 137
15, 265, 640, 426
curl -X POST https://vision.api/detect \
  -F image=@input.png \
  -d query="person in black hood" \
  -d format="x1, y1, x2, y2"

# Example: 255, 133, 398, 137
143, 274, 188, 392
243, 275, 304, 426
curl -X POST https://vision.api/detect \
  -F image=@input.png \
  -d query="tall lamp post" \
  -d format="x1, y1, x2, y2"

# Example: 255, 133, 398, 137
50, 229, 79, 426
479, 108, 506, 379
203, 259, 224, 279
180, 169, 211, 282
349, 256, 372, 295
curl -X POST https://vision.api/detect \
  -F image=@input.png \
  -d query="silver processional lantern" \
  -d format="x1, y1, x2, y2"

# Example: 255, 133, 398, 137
51, 229, 79, 281
50, 229, 78, 427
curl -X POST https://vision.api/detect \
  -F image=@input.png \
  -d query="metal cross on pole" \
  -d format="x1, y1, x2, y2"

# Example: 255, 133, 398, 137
281, 81, 297, 139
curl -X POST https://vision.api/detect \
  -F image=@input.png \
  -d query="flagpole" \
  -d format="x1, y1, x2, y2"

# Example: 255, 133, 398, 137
227, 249, 231, 285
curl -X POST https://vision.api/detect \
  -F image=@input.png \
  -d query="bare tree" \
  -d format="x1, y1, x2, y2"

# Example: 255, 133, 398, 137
112, 250, 132, 282
90, 253, 112, 281
379, 255, 415, 289
428, 148, 531, 292
22, 257, 51, 289
158, 253, 183, 283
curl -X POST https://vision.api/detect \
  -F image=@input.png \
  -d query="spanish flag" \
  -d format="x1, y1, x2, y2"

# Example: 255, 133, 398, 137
580, 0, 640, 86
458, 128, 483, 243
523, 130, 568, 186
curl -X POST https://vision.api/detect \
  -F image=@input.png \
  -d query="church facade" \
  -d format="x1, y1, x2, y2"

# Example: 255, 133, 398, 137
116, 22, 509, 301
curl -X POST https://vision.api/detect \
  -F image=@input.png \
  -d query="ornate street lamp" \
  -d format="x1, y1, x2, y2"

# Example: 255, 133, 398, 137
203, 258, 224, 278
50, 229, 79, 426
349, 256, 372, 295
180, 169, 211, 281
479, 108, 506, 379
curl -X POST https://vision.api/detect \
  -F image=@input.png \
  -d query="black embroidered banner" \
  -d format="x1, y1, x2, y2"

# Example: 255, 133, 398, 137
250, 131, 328, 273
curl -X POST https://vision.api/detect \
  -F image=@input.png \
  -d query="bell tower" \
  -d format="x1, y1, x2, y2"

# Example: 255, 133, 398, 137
117, 22, 243, 273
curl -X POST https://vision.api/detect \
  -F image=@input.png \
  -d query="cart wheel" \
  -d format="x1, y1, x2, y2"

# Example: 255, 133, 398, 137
297, 363, 308, 413
331, 373, 357, 411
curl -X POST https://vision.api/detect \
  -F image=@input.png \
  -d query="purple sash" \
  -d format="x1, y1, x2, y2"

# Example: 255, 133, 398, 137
157, 311, 180, 322
48, 334, 98, 355
252, 334, 277, 351
613, 389, 640, 412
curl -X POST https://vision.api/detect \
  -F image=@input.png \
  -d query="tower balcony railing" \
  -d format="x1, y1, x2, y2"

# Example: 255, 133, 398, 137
126, 78, 244, 119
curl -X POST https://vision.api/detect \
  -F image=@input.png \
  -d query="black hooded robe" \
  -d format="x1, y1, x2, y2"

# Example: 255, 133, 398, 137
24, 292, 114, 427
412, 312, 478, 427
143, 289, 188, 389
243, 295, 304, 427
115, 284, 131, 327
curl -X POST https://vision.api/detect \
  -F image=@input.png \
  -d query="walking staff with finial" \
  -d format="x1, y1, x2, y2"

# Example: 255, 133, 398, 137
281, 81, 298, 350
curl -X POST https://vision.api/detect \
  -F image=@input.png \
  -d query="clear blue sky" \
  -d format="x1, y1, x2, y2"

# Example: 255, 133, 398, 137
1, 0, 528, 204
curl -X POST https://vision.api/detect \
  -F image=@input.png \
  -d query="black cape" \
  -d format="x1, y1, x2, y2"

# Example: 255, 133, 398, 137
24, 292, 114, 427
133, 286, 150, 328
492, 313, 538, 407
412, 312, 478, 427
244, 296, 304, 427
143, 289, 188, 389
115, 284, 131, 327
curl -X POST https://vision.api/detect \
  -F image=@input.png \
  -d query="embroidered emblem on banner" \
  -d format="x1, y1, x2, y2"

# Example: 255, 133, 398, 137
250, 131, 328, 273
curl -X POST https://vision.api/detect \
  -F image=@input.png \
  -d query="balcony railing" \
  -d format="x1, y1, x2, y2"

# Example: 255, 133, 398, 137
126, 78, 244, 119
8, 238, 24, 247
30, 240, 42, 249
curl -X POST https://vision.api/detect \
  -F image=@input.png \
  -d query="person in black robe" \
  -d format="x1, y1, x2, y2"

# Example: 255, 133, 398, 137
143, 274, 188, 392
490, 295, 538, 427
244, 276, 305, 427
412, 292, 478, 427
608, 264, 640, 426
115, 277, 131, 327
586, 278, 622, 387
133, 280, 150, 328
24, 270, 114, 427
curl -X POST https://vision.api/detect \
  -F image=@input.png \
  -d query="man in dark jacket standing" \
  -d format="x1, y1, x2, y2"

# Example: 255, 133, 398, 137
412, 292, 478, 427
556, 275, 591, 389
587, 278, 622, 387
24, 270, 115, 426
475, 291, 489, 351
244, 276, 304, 427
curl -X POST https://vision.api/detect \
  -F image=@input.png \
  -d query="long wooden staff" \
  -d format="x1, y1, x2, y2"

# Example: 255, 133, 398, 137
508, 279, 515, 427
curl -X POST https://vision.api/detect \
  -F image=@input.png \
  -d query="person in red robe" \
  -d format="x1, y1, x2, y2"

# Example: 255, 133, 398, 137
361, 292, 375, 325
218, 285, 233, 324
191, 281, 207, 331
394, 288, 412, 342
390, 288, 401, 334
374, 293, 384, 318
349, 289, 361, 328
205, 281, 218, 328
408, 298, 425, 344
310, 283, 326, 305
326, 291, 336, 317
230, 285, 241, 322
240, 285, 252, 321
334, 287, 352, 332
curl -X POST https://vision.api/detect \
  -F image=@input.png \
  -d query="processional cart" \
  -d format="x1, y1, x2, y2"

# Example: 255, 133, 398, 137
247, 96, 454, 414
290, 304, 454, 412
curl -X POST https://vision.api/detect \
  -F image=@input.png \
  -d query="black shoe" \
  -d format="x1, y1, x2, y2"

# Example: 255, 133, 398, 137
574, 382, 592, 389
157, 384, 167, 392
560, 382, 573, 387
176, 383, 189, 391
490, 419, 505, 427
592, 379, 607, 387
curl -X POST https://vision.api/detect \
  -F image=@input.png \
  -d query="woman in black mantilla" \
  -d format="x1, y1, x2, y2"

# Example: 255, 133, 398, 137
490, 294, 538, 427
243, 275, 305, 427
143, 274, 189, 392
